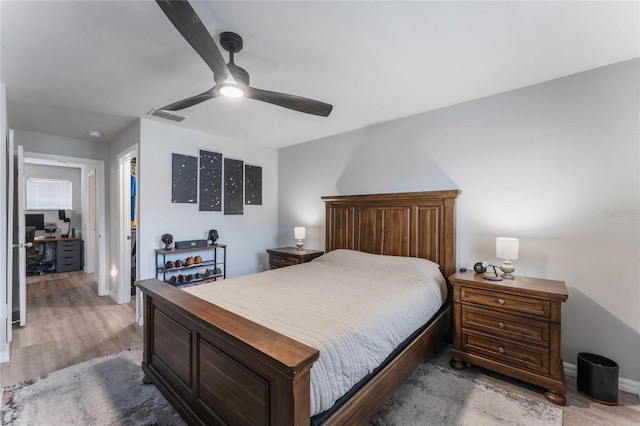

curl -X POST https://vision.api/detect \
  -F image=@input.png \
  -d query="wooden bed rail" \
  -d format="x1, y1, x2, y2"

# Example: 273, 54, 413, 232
136, 278, 319, 425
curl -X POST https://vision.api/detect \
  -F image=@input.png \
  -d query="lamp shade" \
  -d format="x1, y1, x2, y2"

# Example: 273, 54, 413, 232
294, 227, 306, 240
496, 237, 519, 260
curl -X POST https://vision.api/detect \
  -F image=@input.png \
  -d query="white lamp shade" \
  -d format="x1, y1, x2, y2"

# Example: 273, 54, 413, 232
294, 227, 306, 240
496, 237, 519, 260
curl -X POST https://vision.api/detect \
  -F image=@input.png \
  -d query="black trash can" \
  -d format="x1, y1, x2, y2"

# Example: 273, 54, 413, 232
577, 352, 619, 405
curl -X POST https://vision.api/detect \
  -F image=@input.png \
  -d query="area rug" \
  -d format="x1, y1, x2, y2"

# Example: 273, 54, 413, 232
1, 349, 562, 425
1, 349, 185, 426
370, 362, 563, 425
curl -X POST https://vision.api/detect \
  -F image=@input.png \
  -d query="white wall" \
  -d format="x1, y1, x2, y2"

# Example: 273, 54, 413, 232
137, 119, 278, 283
278, 59, 640, 382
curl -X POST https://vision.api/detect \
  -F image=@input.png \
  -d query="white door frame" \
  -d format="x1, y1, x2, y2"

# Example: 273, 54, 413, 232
23, 151, 107, 295
1, 93, 8, 363
2, 132, 14, 363
116, 146, 137, 305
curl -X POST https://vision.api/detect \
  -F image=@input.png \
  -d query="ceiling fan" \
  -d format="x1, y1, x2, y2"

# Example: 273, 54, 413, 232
155, 0, 333, 117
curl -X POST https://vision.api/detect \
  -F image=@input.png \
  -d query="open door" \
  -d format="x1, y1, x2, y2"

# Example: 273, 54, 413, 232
14, 143, 27, 326
2, 131, 15, 361
117, 147, 135, 304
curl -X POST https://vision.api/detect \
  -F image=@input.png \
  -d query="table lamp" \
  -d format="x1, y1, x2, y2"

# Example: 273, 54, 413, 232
496, 237, 519, 279
294, 227, 306, 250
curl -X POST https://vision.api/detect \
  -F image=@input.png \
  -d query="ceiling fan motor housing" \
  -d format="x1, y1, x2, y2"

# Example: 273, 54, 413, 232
220, 31, 243, 53
220, 32, 249, 86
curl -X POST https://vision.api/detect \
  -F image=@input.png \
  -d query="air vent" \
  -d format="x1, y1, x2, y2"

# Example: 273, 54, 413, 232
148, 109, 187, 123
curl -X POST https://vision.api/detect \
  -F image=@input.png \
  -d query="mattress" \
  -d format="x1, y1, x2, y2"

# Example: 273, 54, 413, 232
184, 249, 447, 416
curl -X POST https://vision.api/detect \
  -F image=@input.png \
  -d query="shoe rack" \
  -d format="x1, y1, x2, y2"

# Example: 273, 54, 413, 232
155, 244, 227, 288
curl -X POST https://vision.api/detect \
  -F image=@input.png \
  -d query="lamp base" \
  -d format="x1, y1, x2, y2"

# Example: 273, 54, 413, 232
500, 260, 515, 279
296, 240, 304, 251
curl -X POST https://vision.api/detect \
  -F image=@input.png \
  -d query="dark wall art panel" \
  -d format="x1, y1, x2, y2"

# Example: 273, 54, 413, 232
172, 153, 198, 204
245, 165, 262, 205
224, 158, 244, 215
199, 150, 222, 211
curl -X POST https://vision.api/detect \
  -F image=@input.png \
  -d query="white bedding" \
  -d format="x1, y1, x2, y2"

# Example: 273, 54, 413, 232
184, 249, 447, 416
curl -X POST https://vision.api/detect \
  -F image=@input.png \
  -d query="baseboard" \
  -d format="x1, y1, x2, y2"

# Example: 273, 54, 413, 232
564, 361, 640, 396
563, 362, 577, 377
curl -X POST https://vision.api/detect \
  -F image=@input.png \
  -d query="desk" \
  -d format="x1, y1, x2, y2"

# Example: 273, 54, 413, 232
33, 237, 83, 272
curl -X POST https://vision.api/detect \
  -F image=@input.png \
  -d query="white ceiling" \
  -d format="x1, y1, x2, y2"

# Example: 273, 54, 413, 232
1, 1, 638, 149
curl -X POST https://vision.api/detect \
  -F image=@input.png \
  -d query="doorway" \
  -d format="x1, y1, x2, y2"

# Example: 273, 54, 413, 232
116, 146, 138, 305
2, 147, 106, 363
20, 152, 107, 295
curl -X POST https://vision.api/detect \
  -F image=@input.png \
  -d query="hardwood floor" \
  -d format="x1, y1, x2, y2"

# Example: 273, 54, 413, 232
0, 271, 142, 387
1, 272, 638, 425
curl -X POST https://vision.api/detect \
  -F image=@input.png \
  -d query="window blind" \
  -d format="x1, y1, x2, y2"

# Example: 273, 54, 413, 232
26, 178, 72, 210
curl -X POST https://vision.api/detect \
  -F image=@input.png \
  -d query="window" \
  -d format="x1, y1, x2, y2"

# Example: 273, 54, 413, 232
26, 178, 72, 210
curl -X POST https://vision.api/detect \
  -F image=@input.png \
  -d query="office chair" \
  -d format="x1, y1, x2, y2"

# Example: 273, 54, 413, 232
26, 226, 47, 275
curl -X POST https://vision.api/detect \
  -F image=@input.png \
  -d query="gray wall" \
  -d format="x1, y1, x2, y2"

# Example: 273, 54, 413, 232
278, 59, 640, 382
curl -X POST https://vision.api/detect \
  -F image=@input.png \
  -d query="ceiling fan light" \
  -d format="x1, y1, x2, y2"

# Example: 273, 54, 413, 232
220, 84, 244, 98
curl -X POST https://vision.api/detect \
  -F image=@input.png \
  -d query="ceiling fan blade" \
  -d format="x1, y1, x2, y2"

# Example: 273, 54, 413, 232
246, 87, 333, 117
156, 0, 230, 84
159, 87, 219, 111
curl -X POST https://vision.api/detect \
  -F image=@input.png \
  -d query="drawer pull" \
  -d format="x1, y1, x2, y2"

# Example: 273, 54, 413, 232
497, 299, 505, 305
498, 346, 505, 354
498, 322, 505, 329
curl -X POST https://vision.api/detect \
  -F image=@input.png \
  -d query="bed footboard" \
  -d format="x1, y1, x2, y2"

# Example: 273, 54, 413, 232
136, 278, 319, 426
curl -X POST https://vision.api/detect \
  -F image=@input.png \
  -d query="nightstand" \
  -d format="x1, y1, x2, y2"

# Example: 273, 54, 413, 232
266, 247, 324, 269
448, 271, 568, 405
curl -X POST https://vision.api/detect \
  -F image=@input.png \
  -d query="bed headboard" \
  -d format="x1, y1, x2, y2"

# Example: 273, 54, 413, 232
322, 190, 460, 279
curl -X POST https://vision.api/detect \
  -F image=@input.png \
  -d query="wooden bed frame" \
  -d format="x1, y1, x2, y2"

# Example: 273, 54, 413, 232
136, 190, 460, 425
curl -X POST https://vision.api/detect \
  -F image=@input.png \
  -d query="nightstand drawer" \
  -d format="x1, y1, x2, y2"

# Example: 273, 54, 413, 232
462, 305, 550, 347
461, 328, 549, 374
266, 247, 324, 270
460, 287, 551, 318
269, 255, 300, 268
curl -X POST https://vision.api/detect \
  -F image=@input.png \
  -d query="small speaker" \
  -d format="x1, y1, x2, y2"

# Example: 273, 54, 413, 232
208, 229, 219, 245
175, 239, 208, 250
161, 233, 173, 250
